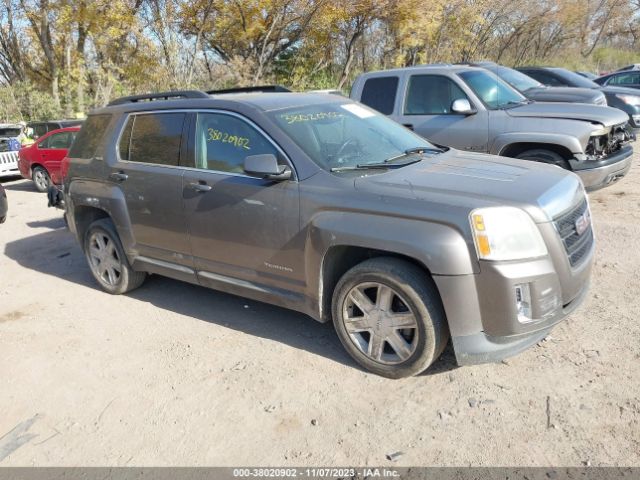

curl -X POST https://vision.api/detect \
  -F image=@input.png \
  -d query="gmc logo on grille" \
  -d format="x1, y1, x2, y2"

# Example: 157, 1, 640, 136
575, 210, 591, 236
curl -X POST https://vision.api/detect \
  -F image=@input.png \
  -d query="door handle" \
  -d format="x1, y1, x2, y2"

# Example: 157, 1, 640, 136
188, 182, 212, 192
403, 124, 414, 131
109, 172, 128, 182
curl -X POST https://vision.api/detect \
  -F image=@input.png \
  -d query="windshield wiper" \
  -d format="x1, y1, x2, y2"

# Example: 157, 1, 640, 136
330, 158, 422, 172
383, 146, 444, 164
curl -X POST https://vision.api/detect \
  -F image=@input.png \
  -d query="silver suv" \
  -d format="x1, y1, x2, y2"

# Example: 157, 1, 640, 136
351, 65, 633, 191
63, 89, 594, 378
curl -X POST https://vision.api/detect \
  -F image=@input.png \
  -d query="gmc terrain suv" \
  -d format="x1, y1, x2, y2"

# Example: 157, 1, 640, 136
351, 65, 633, 191
63, 89, 594, 378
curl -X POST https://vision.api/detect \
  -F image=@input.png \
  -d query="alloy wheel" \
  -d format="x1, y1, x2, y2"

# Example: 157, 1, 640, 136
341, 282, 419, 365
88, 232, 123, 286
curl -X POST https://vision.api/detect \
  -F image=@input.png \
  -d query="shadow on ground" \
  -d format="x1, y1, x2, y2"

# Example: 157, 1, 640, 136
1, 178, 38, 193
4, 225, 457, 376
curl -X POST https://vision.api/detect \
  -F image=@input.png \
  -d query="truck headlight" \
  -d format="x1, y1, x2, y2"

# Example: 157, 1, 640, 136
470, 207, 548, 261
615, 94, 640, 106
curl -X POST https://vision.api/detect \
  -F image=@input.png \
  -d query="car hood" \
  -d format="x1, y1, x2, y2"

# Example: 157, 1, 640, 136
600, 85, 640, 97
353, 149, 584, 223
524, 86, 604, 104
506, 101, 628, 126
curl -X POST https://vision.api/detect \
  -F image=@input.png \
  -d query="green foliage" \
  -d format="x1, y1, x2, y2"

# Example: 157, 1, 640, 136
0, 81, 62, 122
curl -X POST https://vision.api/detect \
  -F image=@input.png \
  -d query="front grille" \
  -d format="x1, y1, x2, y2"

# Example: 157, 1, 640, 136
553, 198, 594, 267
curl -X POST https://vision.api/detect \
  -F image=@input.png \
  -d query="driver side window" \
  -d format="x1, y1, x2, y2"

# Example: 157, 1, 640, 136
405, 75, 468, 115
195, 113, 278, 174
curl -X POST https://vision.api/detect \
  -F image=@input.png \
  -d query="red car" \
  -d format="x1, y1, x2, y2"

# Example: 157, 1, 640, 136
18, 126, 80, 192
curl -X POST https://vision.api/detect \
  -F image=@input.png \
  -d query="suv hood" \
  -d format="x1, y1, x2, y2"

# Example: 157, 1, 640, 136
353, 149, 584, 223
523, 86, 604, 105
506, 102, 628, 126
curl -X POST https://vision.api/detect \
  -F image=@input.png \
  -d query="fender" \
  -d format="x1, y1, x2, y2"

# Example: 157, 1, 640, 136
491, 133, 584, 157
304, 211, 478, 320
67, 180, 137, 259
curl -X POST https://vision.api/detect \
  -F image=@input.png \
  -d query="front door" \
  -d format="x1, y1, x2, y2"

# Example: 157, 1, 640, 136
181, 111, 301, 294
112, 111, 193, 270
395, 74, 489, 152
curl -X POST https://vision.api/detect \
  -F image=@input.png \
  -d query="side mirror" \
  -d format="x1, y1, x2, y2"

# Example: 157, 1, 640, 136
451, 98, 477, 115
244, 154, 291, 181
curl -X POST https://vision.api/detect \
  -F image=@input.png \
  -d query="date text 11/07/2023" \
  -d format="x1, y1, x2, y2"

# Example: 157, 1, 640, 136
232, 468, 400, 478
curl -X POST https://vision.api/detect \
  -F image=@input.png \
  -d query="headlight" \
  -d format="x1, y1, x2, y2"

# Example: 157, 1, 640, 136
470, 207, 548, 261
615, 94, 640, 106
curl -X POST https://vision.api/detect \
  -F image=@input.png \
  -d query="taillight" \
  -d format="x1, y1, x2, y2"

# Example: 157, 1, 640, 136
60, 156, 70, 181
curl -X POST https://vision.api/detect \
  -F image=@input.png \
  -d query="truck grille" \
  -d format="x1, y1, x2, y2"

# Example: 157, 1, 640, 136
553, 199, 594, 267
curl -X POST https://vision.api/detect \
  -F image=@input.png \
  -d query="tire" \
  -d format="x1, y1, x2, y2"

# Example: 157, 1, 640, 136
32, 166, 51, 193
514, 149, 571, 170
332, 257, 449, 378
83, 218, 146, 294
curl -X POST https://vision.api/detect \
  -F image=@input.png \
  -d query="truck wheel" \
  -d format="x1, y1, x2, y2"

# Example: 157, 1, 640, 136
515, 149, 570, 170
32, 166, 51, 192
332, 257, 449, 378
84, 218, 146, 294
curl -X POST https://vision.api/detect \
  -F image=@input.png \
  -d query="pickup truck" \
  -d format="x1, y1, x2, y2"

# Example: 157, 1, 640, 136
351, 64, 634, 191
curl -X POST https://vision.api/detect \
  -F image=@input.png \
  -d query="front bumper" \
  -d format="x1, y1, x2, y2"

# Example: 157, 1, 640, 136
433, 218, 594, 366
570, 144, 633, 191
451, 280, 589, 365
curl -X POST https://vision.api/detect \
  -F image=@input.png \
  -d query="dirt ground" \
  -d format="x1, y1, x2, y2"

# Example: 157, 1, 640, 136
0, 155, 639, 467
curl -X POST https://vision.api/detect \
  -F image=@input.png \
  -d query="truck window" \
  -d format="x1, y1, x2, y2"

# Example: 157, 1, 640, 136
360, 77, 398, 115
405, 75, 468, 114
128, 113, 186, 167
68, 114, 112, 159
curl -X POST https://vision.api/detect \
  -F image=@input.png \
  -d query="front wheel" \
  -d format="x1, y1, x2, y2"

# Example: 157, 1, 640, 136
332, 257, 449, 378
84, 218, 146, 294
32, 166, 50, 192
515, 149, 570, 170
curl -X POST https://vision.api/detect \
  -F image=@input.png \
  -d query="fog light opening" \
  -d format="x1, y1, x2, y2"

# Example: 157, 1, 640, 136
515, 283, 533, 323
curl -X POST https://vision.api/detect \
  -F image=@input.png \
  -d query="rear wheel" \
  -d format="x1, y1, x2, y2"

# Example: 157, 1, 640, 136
84, 218, 146, 294
32, 166, 50, 192
332, 257, 449, 378
515, 149, 571, 170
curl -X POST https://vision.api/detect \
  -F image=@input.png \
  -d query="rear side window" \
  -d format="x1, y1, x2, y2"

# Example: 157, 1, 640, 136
40, 131, 76, 149
118, 117, 134, 160
609, 73, 640, 85
127, 113, 186, 166
68, 114, 112, 159
360, 77, 398, 114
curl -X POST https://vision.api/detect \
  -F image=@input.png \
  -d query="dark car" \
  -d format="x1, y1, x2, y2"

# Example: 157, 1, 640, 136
518, 66, 640, 133
575, 71, 598, 80
469, 62, 606, 105
594, 70, 640, 91
62, 88, 594, 378
0, 183, 7, 223
27, 119, 83, 140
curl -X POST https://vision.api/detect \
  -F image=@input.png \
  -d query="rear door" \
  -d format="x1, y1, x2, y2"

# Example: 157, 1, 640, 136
181, 111, 302, 294
395, 74, 489, 151
37, 130, 76, 184
113, 111, 194, 273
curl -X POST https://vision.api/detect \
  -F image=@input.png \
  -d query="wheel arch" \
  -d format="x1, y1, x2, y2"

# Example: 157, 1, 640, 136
499, 142, 574, 161
305, 212, 477, 323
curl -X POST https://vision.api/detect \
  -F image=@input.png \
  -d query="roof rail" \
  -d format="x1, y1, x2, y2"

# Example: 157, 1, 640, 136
107, 90, 210, 106
207, 85, 291, 95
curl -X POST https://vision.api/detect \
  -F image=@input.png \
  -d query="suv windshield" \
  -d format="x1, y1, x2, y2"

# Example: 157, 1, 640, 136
0, 128, 21, 137
268, 103, 437, 172
495, 66, 542, 92
458, 70, 527, 109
